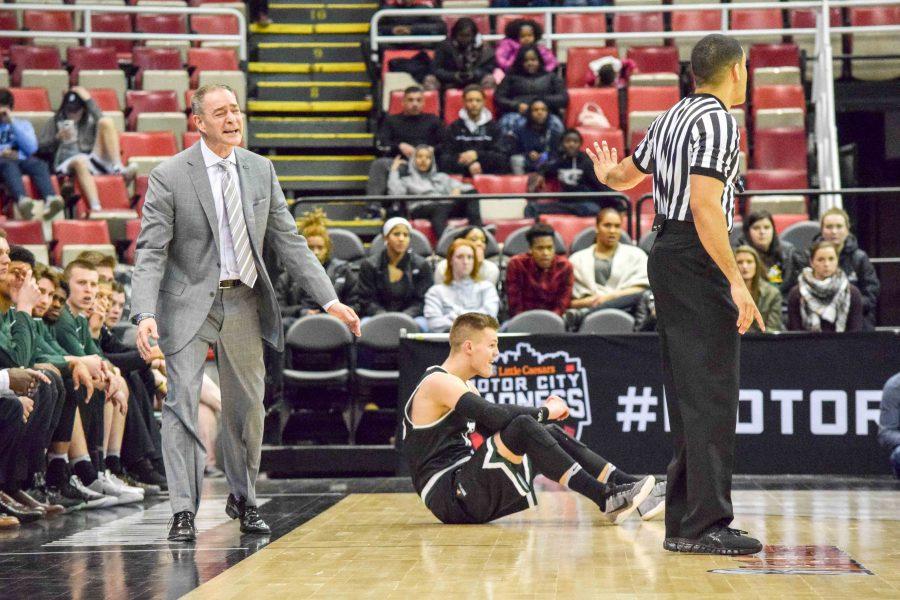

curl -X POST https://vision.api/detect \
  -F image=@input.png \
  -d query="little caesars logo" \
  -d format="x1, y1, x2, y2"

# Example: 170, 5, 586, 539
473, 342, 592, 439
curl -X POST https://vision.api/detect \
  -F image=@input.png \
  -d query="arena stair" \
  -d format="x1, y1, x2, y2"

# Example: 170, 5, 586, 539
247, 1, 376, 196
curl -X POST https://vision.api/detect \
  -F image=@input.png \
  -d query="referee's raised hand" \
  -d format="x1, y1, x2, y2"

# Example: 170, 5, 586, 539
586, 140, 618, 184
731, 281, 765, 335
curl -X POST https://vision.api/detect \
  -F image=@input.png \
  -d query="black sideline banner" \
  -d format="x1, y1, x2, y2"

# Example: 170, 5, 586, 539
398, 332, 900, 475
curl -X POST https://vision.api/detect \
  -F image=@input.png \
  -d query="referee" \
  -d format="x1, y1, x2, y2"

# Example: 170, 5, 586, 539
587, 34, 764, 555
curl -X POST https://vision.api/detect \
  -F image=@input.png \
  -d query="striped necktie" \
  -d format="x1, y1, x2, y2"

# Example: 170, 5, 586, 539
218, 160, 257, 288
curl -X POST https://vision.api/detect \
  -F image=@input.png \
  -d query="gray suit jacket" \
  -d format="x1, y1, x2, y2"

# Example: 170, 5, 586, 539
130, 142, 336, 354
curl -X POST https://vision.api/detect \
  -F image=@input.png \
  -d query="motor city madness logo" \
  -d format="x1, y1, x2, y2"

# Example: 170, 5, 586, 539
473, 342, 592, 439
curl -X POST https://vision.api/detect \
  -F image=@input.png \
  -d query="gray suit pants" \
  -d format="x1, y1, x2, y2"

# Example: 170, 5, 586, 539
162, 284, 265, 515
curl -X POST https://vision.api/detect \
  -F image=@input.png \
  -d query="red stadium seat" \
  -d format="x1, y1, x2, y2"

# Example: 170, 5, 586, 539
626, 46, 680, 75
410, 219, 436, 246
51, 220, 111, 265
132, 48, 183, 87
124, 219, 141, 264
23, 10, 73, 32
752, 129, 807, 172
771, 213, 809, 234
67, 47, 119, 84
731, 9, 783, 32
75, 175, 132, 217
381, 49, 434, 78
744, 169, 808, 191
188, 48, 239, 87
125, 90, 180, 130
442, 15, 489, 36
627, 86, 680, 113
442, 88, 495, 124
9, 88, 51, 111
671, 9, 720, 32
575, 127, 624, 157
88, 88, 122, 112
539, 215, 595, 250
752, 84, 805, 118
472, 174, 529, 195
612, 12, 664, 37
135, 13, 187, 34
495, 14, 546, 36
183, 131, 201, 148
9, 46, 63, 86
566, 87, 620, 129
133, 174, 149, 215
483, 218, 533, 244
191, 14, 239, 35
90, 13, 134, 57
388, 89, 439, 116
789, 7, 841, 29
119, 132, 178, 162
3, 220, 45, 245
556, 13, 607, 37
748, 44, 800, 71
0, 12, 16, 55
565, 47, 618, 88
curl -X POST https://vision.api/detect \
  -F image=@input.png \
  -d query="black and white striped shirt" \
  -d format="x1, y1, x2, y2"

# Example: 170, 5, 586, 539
632, 93, 742, 232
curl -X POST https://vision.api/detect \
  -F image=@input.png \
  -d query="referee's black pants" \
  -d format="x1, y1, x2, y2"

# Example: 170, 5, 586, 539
648, 220, 740, 540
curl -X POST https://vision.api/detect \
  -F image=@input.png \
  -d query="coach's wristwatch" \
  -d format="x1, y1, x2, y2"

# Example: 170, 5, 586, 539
131, 312, 156, 325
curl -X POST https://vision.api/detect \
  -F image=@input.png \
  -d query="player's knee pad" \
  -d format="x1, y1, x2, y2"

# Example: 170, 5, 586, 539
500, 415, 557, 455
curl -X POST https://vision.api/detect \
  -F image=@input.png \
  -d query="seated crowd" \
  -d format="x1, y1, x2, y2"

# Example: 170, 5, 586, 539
275, 205, 880, 336
0, 232, 229, 529
1, 86, 136, 220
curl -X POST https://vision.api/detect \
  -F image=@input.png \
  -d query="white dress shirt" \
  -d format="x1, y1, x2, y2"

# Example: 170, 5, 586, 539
200, 139, 244, 281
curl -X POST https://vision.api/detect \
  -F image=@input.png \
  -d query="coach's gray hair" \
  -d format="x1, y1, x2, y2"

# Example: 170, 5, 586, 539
190, 84, 237, 116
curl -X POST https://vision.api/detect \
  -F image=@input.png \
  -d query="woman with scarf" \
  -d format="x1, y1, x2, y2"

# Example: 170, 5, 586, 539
495, 45, 567, 135
423, 239, 499, 332
432, 18, 496, 89
734, 245, 782, 333
734, 210, 804, 298
508, 99, 563, 174
387, 145, 478, 238
787, 241, 863, 332
357, 217, 433, 331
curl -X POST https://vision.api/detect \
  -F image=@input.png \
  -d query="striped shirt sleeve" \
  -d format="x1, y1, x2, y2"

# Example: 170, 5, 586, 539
689, 111, 738, 184
631, 118, 656, 174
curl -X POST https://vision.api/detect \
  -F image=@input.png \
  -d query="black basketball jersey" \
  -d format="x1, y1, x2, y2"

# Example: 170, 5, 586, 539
402, 365, 475, 505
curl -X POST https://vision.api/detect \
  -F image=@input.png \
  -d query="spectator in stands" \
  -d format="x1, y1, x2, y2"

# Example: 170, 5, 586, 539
377, 0, 447, 38
0, 89, 64, 220
568, 208, 649, 321
276, 209, 358, 330
249, 0, 271, 27
509, 99, 562, 175
495, 46, 567, 135
388, 145, 478, 238
424, 239, 499, 332
495, 19, 557, 77
735, 210, 804, 299
39, 88, 135, 213
434, 226, 500, 285
734, 245, 782, 333
368, 86, 445, 198
787, 241, 863, 332
432, 18, 496, 90
585, 55, 635, 89
439, 85, 509, 177
357, 217, 433, 330
506, 222, 573, 317
879, 371, 900, 479
527, 129, 623, 217
815, 207, 880, 329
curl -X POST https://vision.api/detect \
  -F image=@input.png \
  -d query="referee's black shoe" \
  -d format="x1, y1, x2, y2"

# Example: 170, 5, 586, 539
664, 526, 762, 555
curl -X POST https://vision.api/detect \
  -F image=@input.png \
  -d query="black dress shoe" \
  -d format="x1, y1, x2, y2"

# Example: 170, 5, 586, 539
168, 511, 196, 542
225, 493, 242, 520
240, 505, 271, 534
0, 491, 43, 523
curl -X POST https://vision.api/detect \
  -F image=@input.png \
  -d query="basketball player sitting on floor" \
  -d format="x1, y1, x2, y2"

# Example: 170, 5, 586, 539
402, 312, 665, 525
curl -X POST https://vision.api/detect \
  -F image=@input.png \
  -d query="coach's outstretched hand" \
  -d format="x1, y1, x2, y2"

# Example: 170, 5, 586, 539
543, 395, 570, 421
327, 302, 362, 337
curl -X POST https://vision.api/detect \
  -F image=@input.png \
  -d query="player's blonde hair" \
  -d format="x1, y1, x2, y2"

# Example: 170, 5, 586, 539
449, 313, 500, 350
